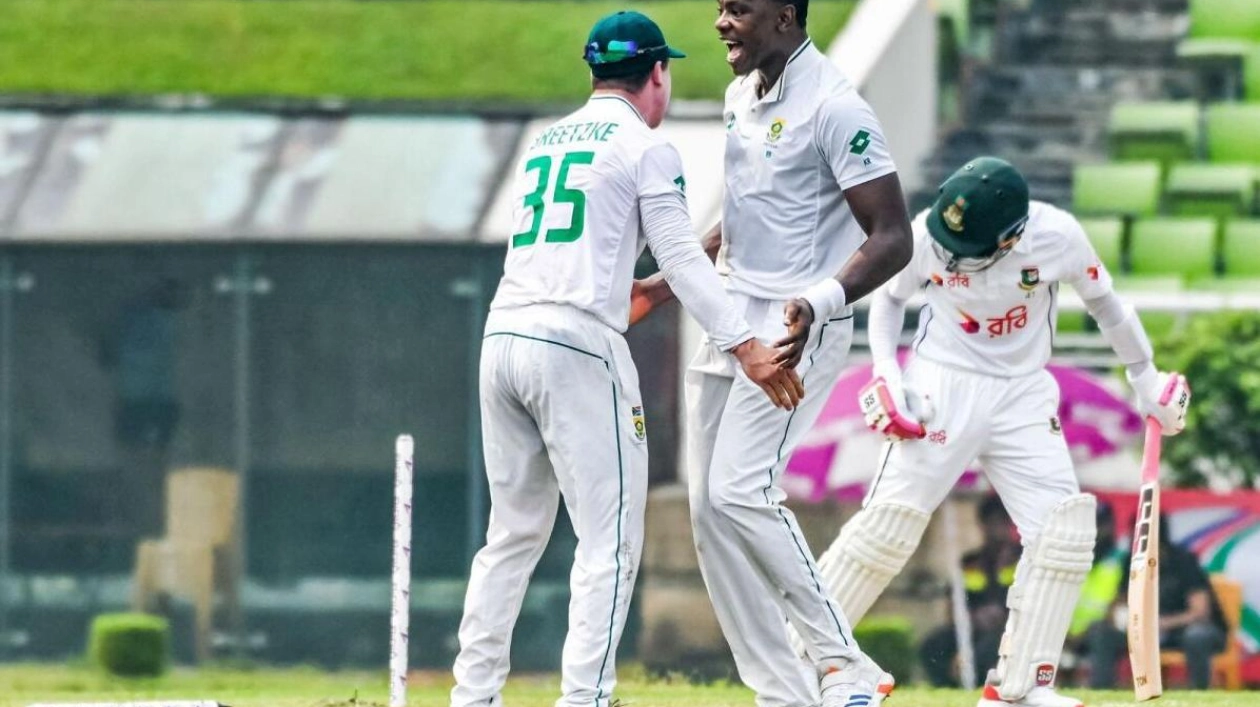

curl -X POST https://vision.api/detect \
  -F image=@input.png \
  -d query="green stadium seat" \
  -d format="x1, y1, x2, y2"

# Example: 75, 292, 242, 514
1164, 164, 1257, 218
1073, 162, 1163, 218
1109, 276, 1187, 337
1188, 277, 1260, 292
1177, 1, 1260, 100
1108, 102, 1200, 165
1129, 217, 1218, 279
1185, 0, 1260, 41
1222, 219, 1260, 275
1206, 104, 1260, 162
1077, 217, 1125, 273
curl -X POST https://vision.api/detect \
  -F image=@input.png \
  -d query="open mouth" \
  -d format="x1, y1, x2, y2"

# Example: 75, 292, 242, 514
722, 39, 745, 66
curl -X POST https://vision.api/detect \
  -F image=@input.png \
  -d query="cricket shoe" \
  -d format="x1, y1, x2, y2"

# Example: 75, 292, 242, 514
819, 656, 895, 707
976, 684, 1083, 707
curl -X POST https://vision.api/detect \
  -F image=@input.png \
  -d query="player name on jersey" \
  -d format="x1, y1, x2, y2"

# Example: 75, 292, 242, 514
531, 121, 621, 148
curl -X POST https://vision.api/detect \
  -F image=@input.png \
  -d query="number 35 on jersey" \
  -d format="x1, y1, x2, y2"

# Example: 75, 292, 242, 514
512, 151, 595, 248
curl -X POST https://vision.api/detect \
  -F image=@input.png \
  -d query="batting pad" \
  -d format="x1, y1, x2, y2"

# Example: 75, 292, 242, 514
995, 493, 1096, 700
791, 503, 930, 654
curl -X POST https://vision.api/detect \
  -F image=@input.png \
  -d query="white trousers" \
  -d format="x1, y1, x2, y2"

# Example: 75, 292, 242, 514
687, 294, 861, 707
452, 304, 648, 707
864, 358, 1079, 542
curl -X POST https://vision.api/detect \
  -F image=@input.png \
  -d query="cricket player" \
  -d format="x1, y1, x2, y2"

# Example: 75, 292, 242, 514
451, 11, 805, 707
632, 2, 914, 705
809, 157, 1191, 707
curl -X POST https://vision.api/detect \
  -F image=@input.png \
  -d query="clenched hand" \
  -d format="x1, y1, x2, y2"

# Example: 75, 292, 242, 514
772, 298, 815, 369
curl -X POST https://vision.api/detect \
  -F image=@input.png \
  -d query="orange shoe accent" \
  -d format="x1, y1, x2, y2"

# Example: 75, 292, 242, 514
982, 685, 1008, 702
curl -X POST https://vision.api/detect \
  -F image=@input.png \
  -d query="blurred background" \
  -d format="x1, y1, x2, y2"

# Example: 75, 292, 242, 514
0, 0, 1258, 692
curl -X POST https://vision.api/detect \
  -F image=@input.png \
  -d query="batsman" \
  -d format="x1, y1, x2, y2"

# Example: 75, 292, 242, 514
811, 157, 1190, 707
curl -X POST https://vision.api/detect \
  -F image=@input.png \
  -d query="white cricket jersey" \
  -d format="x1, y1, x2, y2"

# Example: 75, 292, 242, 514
890, 201, 1114, 377
491, 95, 684, 331
719, 39, 897, 300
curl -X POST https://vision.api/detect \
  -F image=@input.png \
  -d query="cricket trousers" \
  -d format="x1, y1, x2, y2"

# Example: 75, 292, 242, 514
863, 358, 1079, 541
452, 303, 649, 707
687, 293, 861, 707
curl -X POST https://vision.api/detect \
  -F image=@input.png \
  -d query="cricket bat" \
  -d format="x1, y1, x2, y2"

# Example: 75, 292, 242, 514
1127, 416, 1164, 701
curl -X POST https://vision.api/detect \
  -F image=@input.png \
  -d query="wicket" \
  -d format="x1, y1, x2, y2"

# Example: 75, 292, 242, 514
390, 434, 415, 707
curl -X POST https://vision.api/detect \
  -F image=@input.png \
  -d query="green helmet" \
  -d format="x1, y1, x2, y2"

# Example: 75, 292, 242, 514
926, 157, 1030, 271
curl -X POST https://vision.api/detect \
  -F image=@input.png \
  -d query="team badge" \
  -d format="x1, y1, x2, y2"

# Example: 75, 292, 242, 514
943, 197, 967, 232
766, 118, 787, 143
631, 405, 646, 442
1020, 267, 1040, 291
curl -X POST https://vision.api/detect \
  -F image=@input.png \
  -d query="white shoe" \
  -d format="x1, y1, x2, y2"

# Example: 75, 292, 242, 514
819, 657, 895, 707
976, 684, 1083, 707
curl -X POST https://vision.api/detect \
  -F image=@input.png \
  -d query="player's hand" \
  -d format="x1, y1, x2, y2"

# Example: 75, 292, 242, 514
628, 276, 674, 326
1127, 366, 1190, 436
772, 298, 815, 369
858, 368, 930, 441
732, 338, 805, 410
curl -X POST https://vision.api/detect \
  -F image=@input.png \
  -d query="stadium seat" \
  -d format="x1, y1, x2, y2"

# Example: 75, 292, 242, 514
1164, 164, 1257, 218
1206, 104, 1260, 163
1077, 217, 1125, 273
1110, 276, 1187, 338
1184, 0, 1260, 42
1108, 102, 1200, 165
1189, 277, 1260, 292
1177, 0, 1260, 99
1073, 162, 1163, 218
1222, 219, 1260, 275
1129, 217, 1218, 279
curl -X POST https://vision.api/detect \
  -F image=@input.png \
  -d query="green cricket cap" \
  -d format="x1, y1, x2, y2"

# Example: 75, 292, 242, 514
584, 11, 686, 79
926, 156, 1031, 258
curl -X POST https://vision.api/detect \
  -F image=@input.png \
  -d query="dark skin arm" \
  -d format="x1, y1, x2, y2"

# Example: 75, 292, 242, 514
773, 172, 914, 367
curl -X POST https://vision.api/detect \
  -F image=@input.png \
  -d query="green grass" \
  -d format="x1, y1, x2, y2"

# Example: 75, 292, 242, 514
0, 0, 856, 103
0, 664, 1253, 707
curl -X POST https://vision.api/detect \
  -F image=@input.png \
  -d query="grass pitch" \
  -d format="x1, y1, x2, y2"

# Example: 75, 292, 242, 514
0, 664, 1253, 707
0, 0, 855, 103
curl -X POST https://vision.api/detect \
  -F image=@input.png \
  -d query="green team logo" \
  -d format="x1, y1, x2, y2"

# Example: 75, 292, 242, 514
673, 175, 687, 194
767, 118, 787, 144
849, 129, 872, 155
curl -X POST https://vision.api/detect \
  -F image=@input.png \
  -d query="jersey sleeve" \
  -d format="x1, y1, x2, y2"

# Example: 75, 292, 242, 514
639, 142, 753, 350
1059, 216, 1114, 300
880, 214, 932, 301
815, 93, 897, 191
638, 141, 688, 200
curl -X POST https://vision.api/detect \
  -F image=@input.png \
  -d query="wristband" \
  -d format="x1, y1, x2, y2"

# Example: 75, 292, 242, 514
800, 278, 847, 321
